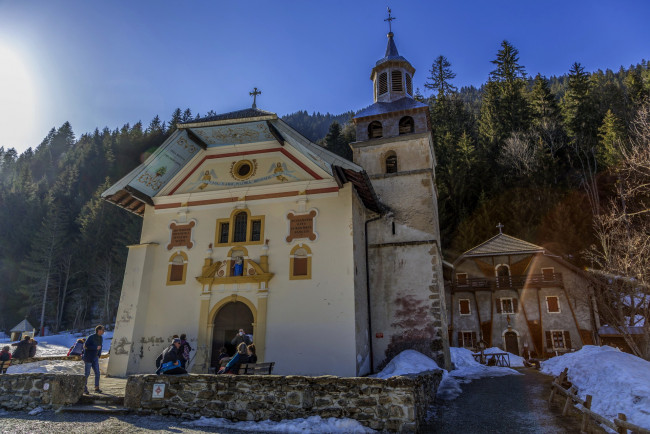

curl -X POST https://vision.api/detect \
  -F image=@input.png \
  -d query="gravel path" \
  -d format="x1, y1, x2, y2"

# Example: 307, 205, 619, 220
0, 410, 246, 434
425, 368, 585, 433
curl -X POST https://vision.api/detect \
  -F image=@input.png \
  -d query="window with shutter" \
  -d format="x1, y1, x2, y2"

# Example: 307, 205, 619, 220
456, 273, 468, 285
542, 268, 555, 280
233, 212, 248, 242
218, 222, 229, 244
378, 72, 388, 95
501, 298, 514, 314
290, 244, 312, 280
545, 331, 552, 349
170, 264, 184, 281
251, 220, 262, 242
512, 298, 518, 313
391, 70, 403, 92
546, 296, 560, 313
167, 252, 187, 285
563, 331, 572, 349
496, 298, 502, 313
461, 331, 474, 348
551, 331, 565, 349
459, 299, 471, 315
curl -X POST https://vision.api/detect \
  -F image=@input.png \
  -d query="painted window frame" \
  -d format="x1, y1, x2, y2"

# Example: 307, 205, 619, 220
550, 330, 565, 349
167, 251, 188, 285
459, 299, 471, 315
460, 331, 476, 348
500, 297, 514, 314
289, 244, 312, 280
546, 296, 561, 313
215, 209, 265, 247
456, 272, 468, 286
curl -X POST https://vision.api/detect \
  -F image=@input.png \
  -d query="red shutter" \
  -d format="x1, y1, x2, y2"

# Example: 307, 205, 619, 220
471, 332, 477, 347
496, 298, 502, 313
170, 264, 184, 281
564, 331, 572, 349
459, 300, 470, 315
293, 258, 308, 276
547, 297, 559, 313
512, 298, 518, 313
457, 332, 463, 346
545, 331, 552, 349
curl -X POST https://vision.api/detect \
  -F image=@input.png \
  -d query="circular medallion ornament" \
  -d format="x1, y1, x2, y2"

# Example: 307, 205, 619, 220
231, 159, 257, 180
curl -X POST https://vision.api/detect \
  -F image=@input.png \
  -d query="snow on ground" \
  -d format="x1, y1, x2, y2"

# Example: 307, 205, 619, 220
183, 415, 375, 433
6, 357, 109, 375
541, 345, 650, 429
0, 329, 113, 357
483, 347, 526, 367
371, 348, 521, 401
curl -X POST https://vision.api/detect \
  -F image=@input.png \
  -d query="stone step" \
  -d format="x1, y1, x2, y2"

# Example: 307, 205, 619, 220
60, 405, 129, 414
77, 394, 125, 406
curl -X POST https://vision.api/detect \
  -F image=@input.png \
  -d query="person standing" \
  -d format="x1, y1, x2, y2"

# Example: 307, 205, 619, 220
83, 325, 105, 394
230, 329, 252, 348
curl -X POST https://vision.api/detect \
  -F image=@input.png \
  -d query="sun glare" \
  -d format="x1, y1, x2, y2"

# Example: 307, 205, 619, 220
0, 44, 36, 149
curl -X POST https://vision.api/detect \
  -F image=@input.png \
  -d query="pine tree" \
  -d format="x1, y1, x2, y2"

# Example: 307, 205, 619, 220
597, 109, 626, 168
424, 55, 457, 98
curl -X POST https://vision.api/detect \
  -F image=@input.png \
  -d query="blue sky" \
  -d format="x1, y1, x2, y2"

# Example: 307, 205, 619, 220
0, 0, 648, 152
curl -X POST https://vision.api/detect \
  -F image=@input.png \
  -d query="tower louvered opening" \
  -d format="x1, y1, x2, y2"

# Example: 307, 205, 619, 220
391, 70, 403, 92
378, 72, 388, 95
405, 73, 413, 95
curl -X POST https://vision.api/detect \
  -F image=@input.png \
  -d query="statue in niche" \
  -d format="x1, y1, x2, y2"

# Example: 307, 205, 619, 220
233, 256, 244, 276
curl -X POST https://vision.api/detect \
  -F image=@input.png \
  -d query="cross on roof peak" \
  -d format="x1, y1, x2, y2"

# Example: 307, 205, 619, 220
496, 223, 504, 234
249, 87, 262, 109
384, 7, 396, 34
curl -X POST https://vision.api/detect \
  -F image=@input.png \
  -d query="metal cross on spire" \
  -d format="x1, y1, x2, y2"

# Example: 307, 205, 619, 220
384, 7, 396, 33
249, 87, 262, 109
496, 222, 504, 234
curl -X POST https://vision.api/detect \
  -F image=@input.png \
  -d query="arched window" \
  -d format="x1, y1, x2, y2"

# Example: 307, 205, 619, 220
496, 265, 510, 277
167, 252, 188, 285
405, 73, 413, 95
391, 70, 403, 92
378, 72, 388, 95
368, 121, 383, 139
233, 212, 248, 243
215, 209, 265, 246
290, 244, 312, 280
385, 151, 397, 174
399, 116, 414, 135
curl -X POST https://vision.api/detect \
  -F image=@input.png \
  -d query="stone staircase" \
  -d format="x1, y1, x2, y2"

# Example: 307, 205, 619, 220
60, 393, 128, 414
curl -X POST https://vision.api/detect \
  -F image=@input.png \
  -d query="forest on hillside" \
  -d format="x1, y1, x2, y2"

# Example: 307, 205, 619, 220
0, 40, 648, 338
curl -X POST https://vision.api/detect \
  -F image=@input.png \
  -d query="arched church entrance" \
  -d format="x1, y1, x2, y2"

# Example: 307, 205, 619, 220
504, 331, 519, 355
211, 301, 254, 367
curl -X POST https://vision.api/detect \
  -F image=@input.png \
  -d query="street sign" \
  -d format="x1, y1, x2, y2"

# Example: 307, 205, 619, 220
152, 383, 165, 399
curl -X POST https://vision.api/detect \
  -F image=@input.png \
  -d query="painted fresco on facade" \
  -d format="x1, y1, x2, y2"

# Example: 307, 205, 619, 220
190, 121, 275, 146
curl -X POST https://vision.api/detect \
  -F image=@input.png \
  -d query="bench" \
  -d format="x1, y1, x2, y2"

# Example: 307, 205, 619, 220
237, 362, 275, 375
0, 359, 12, 374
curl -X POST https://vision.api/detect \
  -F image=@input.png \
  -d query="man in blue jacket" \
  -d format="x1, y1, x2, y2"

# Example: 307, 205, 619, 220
83, 325, 105, 394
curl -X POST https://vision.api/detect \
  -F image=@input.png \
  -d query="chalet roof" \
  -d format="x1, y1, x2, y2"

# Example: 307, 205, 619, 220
102, 107, 384, 215
10, 318, 35, 333
353, 97, 428, 120
459, 233, 546, 259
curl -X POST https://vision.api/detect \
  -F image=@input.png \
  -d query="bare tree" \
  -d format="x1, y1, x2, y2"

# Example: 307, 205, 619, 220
499, 131, 538, 176
587, 103, 650, 359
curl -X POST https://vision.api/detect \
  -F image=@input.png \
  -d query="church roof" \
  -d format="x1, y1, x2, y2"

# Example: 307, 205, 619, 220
102, 107, 384, 215
10, 318, 35, 333
353, 97, 428, 120
179, 107, 276, 127
460, 233, 546, 258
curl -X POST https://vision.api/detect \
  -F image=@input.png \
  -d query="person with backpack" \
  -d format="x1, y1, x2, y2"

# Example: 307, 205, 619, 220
83, 325, 105, 394
157, 338, 187, 375
67, 338, 85, 357
178, 333, 192, 369
11, 335, 32, 360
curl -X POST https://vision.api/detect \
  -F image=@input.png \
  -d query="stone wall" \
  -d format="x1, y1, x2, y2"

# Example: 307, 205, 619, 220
125, 370, 442, 432
0, 374, 85, 410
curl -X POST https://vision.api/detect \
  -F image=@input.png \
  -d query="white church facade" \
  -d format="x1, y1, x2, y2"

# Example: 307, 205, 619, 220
104, 28, 450, 378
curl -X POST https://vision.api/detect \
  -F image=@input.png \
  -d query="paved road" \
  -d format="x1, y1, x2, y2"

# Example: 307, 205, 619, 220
425, 368, 585, 433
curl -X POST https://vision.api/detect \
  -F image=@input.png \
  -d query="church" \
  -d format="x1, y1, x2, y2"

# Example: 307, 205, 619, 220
103, 23, 450, 377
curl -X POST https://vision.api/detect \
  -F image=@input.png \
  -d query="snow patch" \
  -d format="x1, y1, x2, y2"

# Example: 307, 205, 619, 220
7, 360, 85, 375
541, 345, 650, 429
28, 407, 43, 415
183, 415, 375, 433
371, 350, 441, 379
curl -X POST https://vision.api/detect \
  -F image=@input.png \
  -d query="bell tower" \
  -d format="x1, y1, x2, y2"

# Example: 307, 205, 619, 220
351, 9, 451, 370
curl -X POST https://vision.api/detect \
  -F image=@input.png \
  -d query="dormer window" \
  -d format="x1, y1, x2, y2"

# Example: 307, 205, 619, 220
378, 72, 388, 95
399, 116, 414, 135
385, 152, 397, 173
391, 70, 403, 92
406, 74, 413, 95
368, 121, 383, 139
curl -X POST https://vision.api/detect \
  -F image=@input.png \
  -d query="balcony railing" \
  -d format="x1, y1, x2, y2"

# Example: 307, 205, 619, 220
452, 273, 563, 291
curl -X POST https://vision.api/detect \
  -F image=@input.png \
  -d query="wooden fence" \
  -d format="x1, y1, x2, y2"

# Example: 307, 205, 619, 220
548, 368, 649, 434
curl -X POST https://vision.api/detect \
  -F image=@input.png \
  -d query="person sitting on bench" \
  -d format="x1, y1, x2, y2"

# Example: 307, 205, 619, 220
219, 342, 247, 374
245, 344, 257, 364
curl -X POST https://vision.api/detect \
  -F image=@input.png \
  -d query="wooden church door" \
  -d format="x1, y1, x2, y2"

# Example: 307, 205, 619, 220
504, 331, 519, 355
